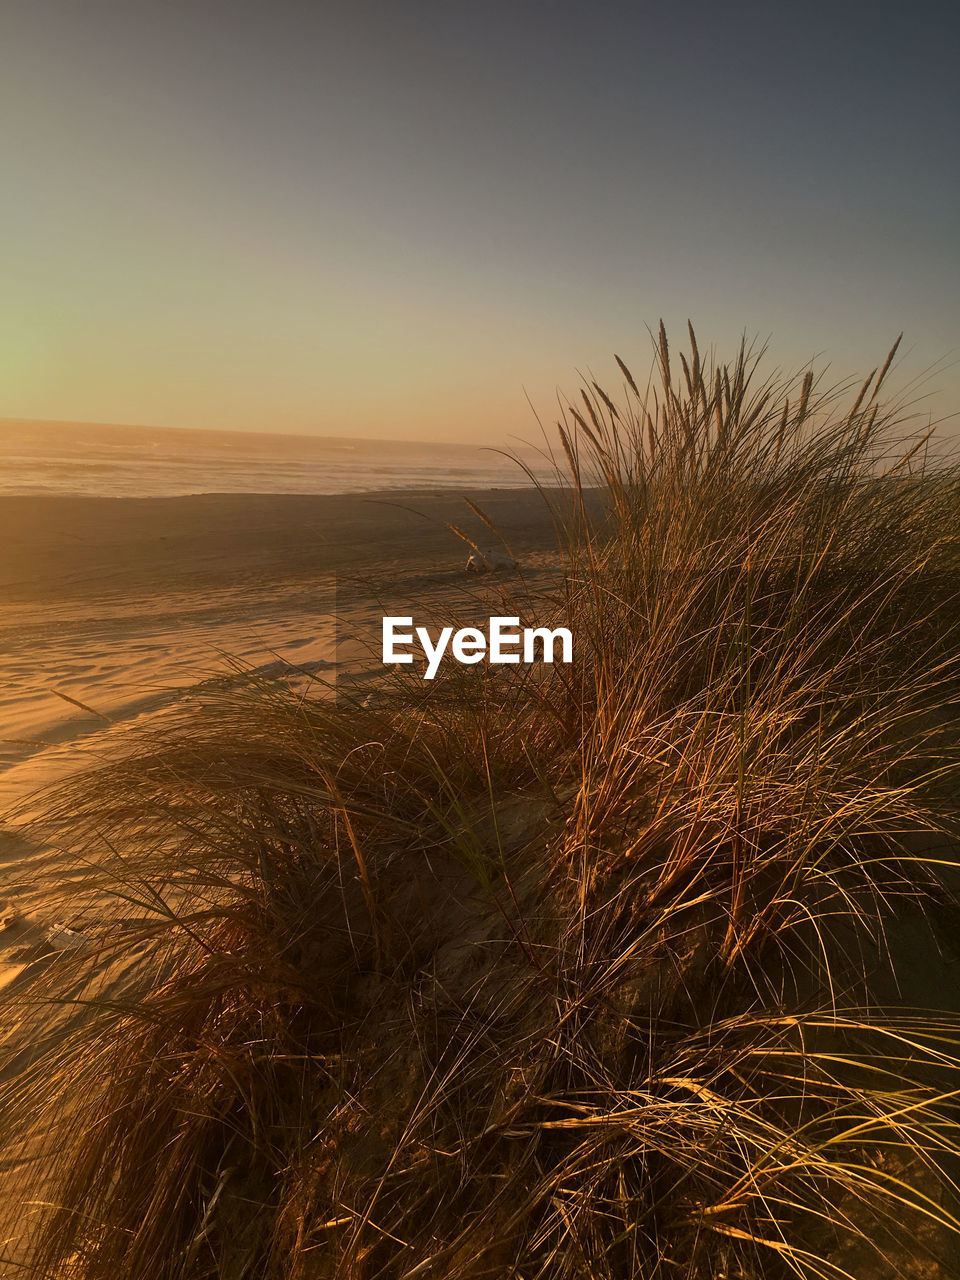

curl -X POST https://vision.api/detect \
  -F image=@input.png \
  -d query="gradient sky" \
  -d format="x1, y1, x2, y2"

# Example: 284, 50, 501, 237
1, 0, 958, 442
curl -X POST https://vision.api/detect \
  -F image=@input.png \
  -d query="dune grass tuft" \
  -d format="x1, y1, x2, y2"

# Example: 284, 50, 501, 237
4, 326, 960, 1277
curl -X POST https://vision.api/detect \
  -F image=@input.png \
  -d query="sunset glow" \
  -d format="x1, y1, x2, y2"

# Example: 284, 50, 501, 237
2, 1, 957, 441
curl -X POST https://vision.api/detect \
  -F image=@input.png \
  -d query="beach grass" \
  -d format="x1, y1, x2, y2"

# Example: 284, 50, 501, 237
4, 326, 960, 1277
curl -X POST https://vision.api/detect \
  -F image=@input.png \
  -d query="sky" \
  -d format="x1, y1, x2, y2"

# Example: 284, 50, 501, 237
1, 0, 958, 443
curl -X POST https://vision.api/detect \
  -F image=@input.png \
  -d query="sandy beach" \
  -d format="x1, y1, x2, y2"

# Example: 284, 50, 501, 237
0, 486, 560, 728
0, 485, 562, 906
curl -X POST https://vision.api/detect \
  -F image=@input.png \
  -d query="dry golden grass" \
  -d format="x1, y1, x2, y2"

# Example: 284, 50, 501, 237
4, 326, 960, 1277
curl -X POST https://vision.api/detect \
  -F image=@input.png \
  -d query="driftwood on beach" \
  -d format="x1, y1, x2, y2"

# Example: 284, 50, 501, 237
465, 547, 518, 573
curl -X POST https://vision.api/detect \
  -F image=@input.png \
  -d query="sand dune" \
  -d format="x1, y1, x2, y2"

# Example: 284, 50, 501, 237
0, 486, 568, 1268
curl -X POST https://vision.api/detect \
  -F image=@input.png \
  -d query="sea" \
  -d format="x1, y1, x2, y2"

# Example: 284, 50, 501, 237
0, 419, 551, 498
